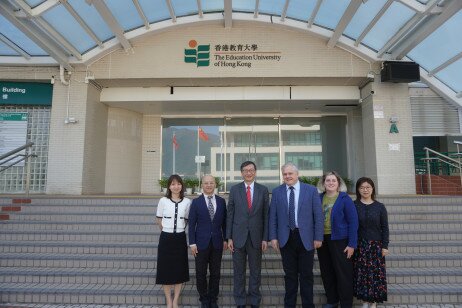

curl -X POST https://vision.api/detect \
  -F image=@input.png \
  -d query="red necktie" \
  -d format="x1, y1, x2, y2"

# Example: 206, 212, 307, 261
246, 185, 252, 211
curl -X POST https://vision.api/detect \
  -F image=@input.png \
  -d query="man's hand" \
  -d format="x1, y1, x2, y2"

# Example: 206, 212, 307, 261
190, 245, 198, 257
314, 240, 322, 249
223, 241, 228, 251
271, 239, 279, 252
344, 246, 354, 259
261, 241, 268, 252
228, 239, 234, 253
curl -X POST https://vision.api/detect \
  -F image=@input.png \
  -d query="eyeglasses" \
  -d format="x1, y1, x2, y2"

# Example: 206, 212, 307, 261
241, 169, 256, 174
359, 186, 372, 191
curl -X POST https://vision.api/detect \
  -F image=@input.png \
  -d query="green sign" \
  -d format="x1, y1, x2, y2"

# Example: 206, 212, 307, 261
184, 40, 210, 67
0, 112, 28, 121
1, 81, 52, 106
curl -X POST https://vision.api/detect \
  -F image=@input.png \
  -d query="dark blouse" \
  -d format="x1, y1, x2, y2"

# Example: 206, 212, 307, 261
355, 200, 389, 249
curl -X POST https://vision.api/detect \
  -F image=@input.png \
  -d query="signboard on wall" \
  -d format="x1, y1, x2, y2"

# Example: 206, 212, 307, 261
184, 40, 282, 69
1, 81, 52, 106
0, 112, 28, 166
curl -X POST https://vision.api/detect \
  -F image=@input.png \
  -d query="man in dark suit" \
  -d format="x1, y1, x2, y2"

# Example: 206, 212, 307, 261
226, 161, 269, 308
269, 162, 324, 308
189, 175, 227, 308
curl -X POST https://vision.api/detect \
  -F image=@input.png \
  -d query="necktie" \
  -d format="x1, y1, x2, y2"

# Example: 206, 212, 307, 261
207, 195, 214, 221
289, 186, 296, 230
246, 185, 252, 212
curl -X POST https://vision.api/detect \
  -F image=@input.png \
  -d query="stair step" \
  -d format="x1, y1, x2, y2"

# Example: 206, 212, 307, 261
1, 239, 462, 254
1, 195, 462, 306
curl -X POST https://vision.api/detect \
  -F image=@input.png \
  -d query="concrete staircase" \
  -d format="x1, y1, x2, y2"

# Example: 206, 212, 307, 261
1, 196, 462, 306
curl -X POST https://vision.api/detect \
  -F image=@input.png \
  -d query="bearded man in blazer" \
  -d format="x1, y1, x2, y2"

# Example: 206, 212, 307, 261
269, 162, 324, 308
226, 161, 270, 308
189, 175, 227, 308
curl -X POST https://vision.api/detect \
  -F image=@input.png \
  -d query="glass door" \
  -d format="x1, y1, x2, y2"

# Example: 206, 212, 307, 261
224, 117, 281, 191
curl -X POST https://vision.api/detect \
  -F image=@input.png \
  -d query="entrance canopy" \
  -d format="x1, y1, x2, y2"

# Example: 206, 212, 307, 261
0, 0, 461, 105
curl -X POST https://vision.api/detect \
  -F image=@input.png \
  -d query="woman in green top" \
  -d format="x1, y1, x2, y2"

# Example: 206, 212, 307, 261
317, 171, 358, 308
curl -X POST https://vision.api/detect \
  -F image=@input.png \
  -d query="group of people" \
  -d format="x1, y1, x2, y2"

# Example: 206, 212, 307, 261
155, 161, 389, 308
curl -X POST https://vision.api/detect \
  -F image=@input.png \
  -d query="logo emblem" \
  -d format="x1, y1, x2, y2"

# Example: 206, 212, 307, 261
184, 40, 210, 67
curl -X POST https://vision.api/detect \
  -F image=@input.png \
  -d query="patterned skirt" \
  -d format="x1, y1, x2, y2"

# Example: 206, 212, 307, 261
353, 238, 387, 303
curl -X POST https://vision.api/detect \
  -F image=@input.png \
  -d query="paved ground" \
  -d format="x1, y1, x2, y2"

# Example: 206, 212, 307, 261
1, 305, 462, 308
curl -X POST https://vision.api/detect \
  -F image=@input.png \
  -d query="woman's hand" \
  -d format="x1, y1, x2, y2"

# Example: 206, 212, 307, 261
344, 246, 354, 259
382, 248, 389, 257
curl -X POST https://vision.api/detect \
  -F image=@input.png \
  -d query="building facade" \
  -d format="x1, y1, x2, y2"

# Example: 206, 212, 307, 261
1, 22, 449, 195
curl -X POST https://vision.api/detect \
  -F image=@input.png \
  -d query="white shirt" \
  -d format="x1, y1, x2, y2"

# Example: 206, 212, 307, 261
156, 197, 191, 233
286, 181, 300, 227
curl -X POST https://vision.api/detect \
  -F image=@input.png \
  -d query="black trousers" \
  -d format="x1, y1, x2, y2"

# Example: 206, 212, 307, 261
195, 241, 223, 304
280, 229, 315, 308
317, 234, 353, 308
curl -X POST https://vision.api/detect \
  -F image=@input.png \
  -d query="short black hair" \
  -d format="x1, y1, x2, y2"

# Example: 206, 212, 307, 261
240, 161, 257, 172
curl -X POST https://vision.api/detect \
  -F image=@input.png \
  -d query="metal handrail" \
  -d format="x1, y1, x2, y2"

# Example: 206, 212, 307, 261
0, 142, 35, 195
0, 141, 34, 161
422, 143, 462, 195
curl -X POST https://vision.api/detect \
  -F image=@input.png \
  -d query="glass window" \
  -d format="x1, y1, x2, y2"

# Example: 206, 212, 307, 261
286, 0, 317, 22
362, 2, 415, 51
315, 0, 350, 30
171, 0, 199, 17
233, 0, 255, 13
68, 0, 113, 43
202, 0, 223, 13
344, 0, 388, 39
138, 0, 171, 23
435, 58, 462, 93
286, 152, 323, 170
42, 5, 95, 53
0, 15, 47, 56
24, 0, 45, 7
282, 131, 321, 146
0, 40, 19, 56
408, 11, 462, 72
105, 0, 143, 32
0, 107, 51, 193
256, 153, 279, 171
162, 118, 224, 180
216, 153, 230, 171
259, 0, 285, 16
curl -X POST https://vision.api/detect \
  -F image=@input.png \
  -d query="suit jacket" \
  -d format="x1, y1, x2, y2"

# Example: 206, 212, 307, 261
188, 194, 227, 250
226, 181, 269, 249
269, 182, 324, 251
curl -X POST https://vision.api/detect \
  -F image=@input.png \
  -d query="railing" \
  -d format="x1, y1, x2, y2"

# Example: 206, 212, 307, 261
419, 143, 462, 195
0, 142, 36, 195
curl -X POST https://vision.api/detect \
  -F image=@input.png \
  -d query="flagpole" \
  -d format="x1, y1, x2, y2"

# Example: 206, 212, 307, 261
172, 133, 176, 174
197, 126, 200, 182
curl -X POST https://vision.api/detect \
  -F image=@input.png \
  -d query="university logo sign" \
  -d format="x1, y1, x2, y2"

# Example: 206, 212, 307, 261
184, 40, 210, 67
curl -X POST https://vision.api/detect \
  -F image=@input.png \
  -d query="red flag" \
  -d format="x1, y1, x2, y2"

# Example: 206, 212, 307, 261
172, 134, 179, 150
198, 127, 209, 141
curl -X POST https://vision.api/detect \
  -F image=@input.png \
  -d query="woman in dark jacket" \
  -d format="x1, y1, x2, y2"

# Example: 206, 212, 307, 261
353, 177, 389, 308
317, 171, 358, 308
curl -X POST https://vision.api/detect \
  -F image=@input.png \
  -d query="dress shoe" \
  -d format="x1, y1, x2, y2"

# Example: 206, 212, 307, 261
236, 306, 245, 308
251, 305, 259, 308
322, 304, 338, 308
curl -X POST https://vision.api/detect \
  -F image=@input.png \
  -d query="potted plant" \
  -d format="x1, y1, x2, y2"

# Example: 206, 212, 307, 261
214, 177, 222, 194
298, 176, 319, 186
158, 177, 168, 193
184, 178, 198, 195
